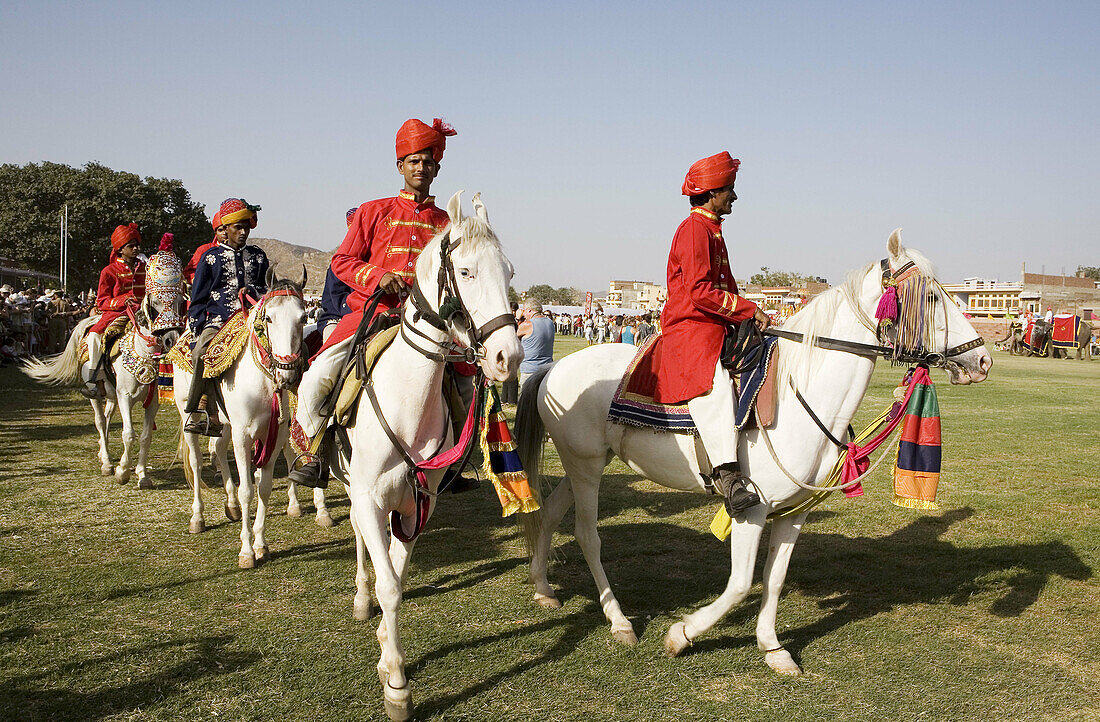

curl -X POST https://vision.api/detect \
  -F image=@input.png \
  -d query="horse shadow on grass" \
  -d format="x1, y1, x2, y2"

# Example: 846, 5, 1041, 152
0, 634, 257, 721
532, 506, 1090, 654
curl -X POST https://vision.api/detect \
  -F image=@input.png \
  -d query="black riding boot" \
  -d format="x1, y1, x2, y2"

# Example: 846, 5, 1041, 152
288, 429, 331, 489
183, 357, 222, 437
711, 461, 760, 517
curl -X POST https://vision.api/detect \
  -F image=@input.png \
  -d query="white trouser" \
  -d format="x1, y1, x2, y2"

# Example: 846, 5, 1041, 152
295, 336, 353, 439
686, 360, 739, 468
85, 332, 104, 382
321, 320, 336, 343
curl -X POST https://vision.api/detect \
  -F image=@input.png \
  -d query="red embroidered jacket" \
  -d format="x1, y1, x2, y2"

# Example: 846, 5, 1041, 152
652, 207, 757, 404
96, 258, 146, 313
318, 191, 449, 354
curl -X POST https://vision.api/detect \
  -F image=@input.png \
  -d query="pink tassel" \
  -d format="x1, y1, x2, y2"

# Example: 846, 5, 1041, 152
432, 118, 457, 137
875, 286, 898, 321
158, 233, 174, 253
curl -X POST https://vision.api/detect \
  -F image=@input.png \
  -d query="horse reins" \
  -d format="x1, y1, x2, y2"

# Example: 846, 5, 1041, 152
402, 227, 516, 364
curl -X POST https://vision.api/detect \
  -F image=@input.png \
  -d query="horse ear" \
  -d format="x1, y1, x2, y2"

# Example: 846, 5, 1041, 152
887, 228, 903, 263
297, 263, 307, 289
472, 192, 489, 224
446, 190, 464, 227
142, 294, 156, 323
266, 265, 277, 289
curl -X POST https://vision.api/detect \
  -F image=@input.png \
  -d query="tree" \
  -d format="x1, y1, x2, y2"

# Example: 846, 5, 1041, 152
507, 286, 519, 305
749, 266, 821, 286
0, 161, 210, 292
1078, 266, 1100, 282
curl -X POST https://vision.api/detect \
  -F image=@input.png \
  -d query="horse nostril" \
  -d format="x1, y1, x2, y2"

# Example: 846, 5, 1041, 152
980, 354, 993, 373
496, 350, 506, 369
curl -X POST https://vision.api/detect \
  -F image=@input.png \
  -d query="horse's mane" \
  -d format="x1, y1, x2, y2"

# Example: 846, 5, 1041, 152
453, 215, 502, 252
775, 247, 939, 391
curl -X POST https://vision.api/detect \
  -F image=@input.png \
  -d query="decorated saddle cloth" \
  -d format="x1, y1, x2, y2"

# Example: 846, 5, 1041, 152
607, 335, 779, 435
1051, 314, 1081, 349
166, 310, 251, 378
78, 315, 131, 366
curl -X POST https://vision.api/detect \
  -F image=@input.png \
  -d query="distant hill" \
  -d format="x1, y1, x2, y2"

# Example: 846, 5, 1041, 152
248, 237, 331, 296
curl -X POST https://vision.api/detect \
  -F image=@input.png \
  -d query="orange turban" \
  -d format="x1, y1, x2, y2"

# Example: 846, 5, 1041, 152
217, 198, 260, 228
110, 223, 141, 251
396, 118, 457, 162
682, 152, 740, 196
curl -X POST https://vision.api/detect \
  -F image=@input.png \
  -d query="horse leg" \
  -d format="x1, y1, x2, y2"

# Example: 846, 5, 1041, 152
233, 435, 257, 569
350, 504, 372, 621
665, 506, 768, 657
184, 432, 207, 533
355, 502, 413, 720
136, 395, 157, 489
114, 393, 134, 484
216, 433, 241, 521
755, 512, 807, 675
285, 448, 303, 517
530, 478, 575, 608
252, 462, 274, 564
314, 487, 335, 528
568, 458, 637, 646
91, 399, 113, 476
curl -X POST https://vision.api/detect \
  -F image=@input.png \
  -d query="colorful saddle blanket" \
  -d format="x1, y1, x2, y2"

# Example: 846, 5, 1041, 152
166, 310, 251, 378
1051, 314, 1081, 349
607, 335, 779, 435
78, 315, 130, 366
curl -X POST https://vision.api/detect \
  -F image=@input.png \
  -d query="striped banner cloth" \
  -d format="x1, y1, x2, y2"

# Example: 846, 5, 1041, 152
893, 366, 941, 509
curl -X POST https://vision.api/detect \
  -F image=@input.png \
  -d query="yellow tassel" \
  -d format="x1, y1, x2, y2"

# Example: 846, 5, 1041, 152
892, 495, 941, 510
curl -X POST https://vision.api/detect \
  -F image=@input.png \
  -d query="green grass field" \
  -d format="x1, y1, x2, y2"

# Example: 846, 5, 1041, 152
1, 340, 1097, 721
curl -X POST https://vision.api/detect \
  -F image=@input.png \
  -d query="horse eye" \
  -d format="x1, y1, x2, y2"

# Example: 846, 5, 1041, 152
459, 268, 471, 278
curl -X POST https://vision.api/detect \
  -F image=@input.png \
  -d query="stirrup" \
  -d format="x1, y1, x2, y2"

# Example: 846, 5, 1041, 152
184, 410, 223, 437
723, 478, 760, 517
288, 456, 329, 489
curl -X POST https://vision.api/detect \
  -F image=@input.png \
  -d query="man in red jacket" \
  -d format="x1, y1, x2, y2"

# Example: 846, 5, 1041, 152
182, 210, 225, 285
289, 118, 456, 487
656, 152, 770, 516
81, 224, 146, 398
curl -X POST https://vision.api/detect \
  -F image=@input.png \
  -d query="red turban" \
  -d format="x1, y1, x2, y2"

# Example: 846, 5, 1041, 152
211, 211, 222, 230
346, 207, 357, 228
682, 152, 740, 196
110, 223, 141, 251
396, 118, 457, 162
217, 198, 260, 228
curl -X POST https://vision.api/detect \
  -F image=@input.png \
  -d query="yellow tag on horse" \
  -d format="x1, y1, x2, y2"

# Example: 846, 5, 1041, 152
710, 507, 733, 541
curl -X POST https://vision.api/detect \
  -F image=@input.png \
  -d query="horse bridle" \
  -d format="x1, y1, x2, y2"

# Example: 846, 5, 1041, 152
764, 258, 985, 369
245, 286, 306, 376
402, 227, 517, 364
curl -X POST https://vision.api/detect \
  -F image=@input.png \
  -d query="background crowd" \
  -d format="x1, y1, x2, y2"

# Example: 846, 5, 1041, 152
0, 284, 92, 366
553, 311, 657, 346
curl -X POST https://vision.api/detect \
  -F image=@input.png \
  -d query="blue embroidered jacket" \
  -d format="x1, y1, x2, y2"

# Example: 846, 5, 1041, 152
318, 268, 352, 327
188, 242, 270, 335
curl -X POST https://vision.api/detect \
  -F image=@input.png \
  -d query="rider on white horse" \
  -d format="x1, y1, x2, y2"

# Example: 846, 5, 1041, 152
81, 224, 147, 399
290, 117, 480, 491
184, 198, 270, 436
648, 151, 772, 517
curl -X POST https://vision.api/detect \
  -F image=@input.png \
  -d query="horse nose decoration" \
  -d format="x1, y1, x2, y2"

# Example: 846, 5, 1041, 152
146, 233, 185, 333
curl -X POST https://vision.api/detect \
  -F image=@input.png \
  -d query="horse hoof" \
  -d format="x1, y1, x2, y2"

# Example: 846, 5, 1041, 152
101, 465, 114, 476
764, 648, 802, 676
534, 592, 561, 609
664, 622, 691, 657
238, 554, 255, 569
254, 546, 269, 563
611, 628, 639, 647
316, 512, 335, 528
137, 476, 152, 490
383, 682, 412, 722
287, 505, 302, 518
115, 470, 130, 484
353, 594, 372, 621
225, 504, 242, 522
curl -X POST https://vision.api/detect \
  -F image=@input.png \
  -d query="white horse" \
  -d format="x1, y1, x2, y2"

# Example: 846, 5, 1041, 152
174, 269, 307, 569
514, 230, 993, 676
320, 192, 522, 720
23, 294, 184, 486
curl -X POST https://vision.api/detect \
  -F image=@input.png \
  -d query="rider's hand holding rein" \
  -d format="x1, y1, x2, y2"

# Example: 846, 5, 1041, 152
753, 306, 771, 332
379, 271, 407, 296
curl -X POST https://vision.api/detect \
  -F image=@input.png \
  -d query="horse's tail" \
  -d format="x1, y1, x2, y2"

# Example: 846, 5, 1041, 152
21, 316, 96, 386
515, 364, 554, 556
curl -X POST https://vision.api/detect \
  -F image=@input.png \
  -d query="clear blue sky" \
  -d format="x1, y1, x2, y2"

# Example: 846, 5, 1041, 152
3, 1, 1097, 291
